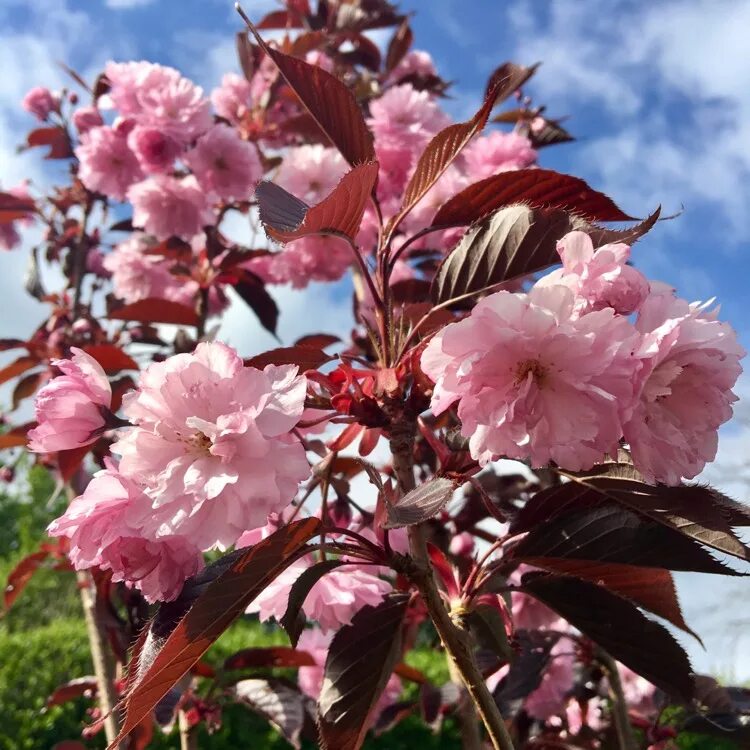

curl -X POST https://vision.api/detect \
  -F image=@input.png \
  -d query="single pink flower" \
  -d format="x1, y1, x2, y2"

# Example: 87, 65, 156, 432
297, 627, 402, 716
76, 125, 144, 201
422, 285, 640, 470
112, 342, 310, 549
247, 554, 392, 632
22, 86, 60, 120
463, 131, 537, 180
388, 50, 438, 83
48, 467, 203, 602
128, 175, 214, 240
536, 231, 650, 316
127, 126, 182, 174
29, 348, 112, 453
72, 106, 104, 135
624, 287, 744, 484
185, 124, 262, 201
105, 61, 212, 143
211, 73, 253, 125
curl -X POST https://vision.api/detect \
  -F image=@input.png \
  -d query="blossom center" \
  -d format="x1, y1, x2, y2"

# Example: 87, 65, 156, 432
514, 358, 547, 387
187, 430, 213, 456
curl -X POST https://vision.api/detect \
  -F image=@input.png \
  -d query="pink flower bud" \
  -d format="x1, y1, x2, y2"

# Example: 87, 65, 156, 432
22, 87, 60, 120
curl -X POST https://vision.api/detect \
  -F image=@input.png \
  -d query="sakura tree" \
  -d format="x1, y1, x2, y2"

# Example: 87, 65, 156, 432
1, 1, 748, 749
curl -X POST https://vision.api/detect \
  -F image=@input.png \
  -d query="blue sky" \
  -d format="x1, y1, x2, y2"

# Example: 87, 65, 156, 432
1, 0, 750, 677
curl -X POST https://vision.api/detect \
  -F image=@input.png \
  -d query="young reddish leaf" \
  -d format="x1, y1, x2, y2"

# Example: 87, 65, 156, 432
11, 370, 45, 411
426, 543, 460, 600
431, 204, 573, 304
232, 273, 280, 337
0, 338, 27, 352
46, 677, 99, 707
0, 355, 39, 386
223, 647, 316, 670
521, 572, 694, 702
280, 559, 345, 646
257, 9, 306, 29
383, 476, 456, 528
107, 298, 199, 327
3, 549, 50, 609
245, 345, 333, 371
318, 593, 409, 750
511, 503, 739, 575
385, 18, 413, 72
393, 663, 429, 685
82, 344, 139, 374
0, 191, 36, 222
236, 31, 261, 81
432, 169, 634, 227
112, 518, 321, 747
257, 162, 379, 244
484, 61, 539, 104
234, 678, 307, 749
0, 422, 34, 450
26, 126, 73, 159
519, 559, 698, 641
239, 19, 375, 166
584, 206, 662, 246
295, 333, 340, 349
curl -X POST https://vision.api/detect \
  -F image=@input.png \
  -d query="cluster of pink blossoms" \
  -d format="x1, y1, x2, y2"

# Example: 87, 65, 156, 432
74, 61, 262, 239
423, 230, 744, 484
40, 342, 312, 600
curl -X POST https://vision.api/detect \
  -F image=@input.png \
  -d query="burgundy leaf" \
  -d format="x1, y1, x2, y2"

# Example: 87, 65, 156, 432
431, 204, 574, 304
0, 422, 34, 450
235, 679, 308, 749
107, 298, 199, 327
245, 345, 333, 371
112, 518, 321, 747
223, 647, 316, 671
257, 9, 306, 30
0, 355, 38, 387
385, 18, 413, 72
258, 162, 379, 244
432, 169, 633, 227
236, 31, 261, 81
232, 273, 280, 337
240, 20, 375, 166
484, 61, 540, 105
26, 126, 73, 159
527, 117, 576, 149
295, 333, 340, 349
517, 559, 699, 641
511, 503, 739, 575
11, 370, 45, 411
318, 593, 409, 750
47, 677, 99, 707
280, 559, 345, 646
584, 206, 662, 247
0, 191, 36, 223
83, 344, 139, 374
384, 476, 456, 528
522, 572, 694, 702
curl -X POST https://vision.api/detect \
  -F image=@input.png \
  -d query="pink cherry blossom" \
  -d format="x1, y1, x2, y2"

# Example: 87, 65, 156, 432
47, 467, 203, 602
247, 554, 392, 632
422, 285, 640, 470
211, 73, 252, 125
275, 144, 347, 204
449, 531, 476, 557
184, 124, 262, 201
368, 84, 450, 154
297, 627, 402, 716
22, 86, 59, 120
536, 231, 650, 316
618, 664, 657, 718
112, 342, 309, 549
250, 236, 353, 288
128, 175, 214, 240
524, 638, 576, 720
463, 131, 537, 180
388, 50, 438, 84
624, 287, 744, 484
28, 348, 112, 453
105, 61, 212, 143
76, 125, 144, 201
127, 126, 182, 174
72, 106, 104, 135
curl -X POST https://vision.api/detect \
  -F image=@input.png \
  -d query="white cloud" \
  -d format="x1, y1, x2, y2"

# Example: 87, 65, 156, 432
505, 0, 750, 233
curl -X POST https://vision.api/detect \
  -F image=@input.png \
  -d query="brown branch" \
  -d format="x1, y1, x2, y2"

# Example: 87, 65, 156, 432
388, 416, 515, 750
598, 648, 639, 750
